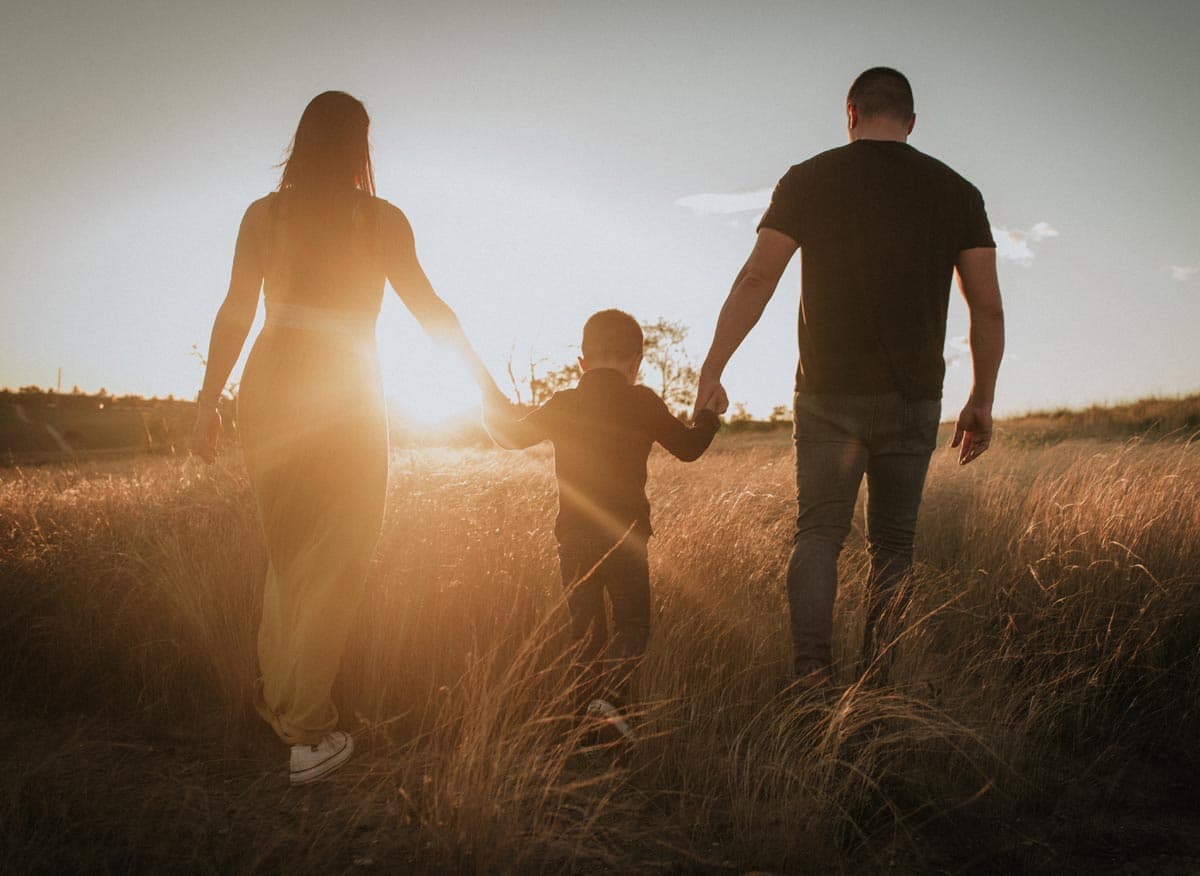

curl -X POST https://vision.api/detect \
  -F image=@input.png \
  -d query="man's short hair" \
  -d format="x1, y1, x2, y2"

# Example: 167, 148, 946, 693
582, 309, 643, 361
847, 67, 914, 122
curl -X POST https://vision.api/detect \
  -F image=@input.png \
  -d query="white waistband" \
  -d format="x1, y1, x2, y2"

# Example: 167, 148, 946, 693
264, 301, 377, 335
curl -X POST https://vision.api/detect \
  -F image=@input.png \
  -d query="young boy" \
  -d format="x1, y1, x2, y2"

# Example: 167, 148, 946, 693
484, 310, 722, 723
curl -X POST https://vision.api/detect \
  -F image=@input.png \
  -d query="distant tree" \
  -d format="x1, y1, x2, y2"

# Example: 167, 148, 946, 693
768, 404, 790, 424
506, 349, 555, 408
728, 402, 753, 423
529, 362, 581, 407
507, 317, 700, 414
640, 318, 698, 415
504, 349, 527, 406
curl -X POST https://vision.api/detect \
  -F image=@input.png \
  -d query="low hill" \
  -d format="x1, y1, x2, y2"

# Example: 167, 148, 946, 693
999, 393, 1200, 444
2, 388, 1198, 463
0, 389, 194, 464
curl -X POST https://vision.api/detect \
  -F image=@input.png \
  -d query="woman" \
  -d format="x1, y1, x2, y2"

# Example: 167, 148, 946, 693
192, 91, 500, 784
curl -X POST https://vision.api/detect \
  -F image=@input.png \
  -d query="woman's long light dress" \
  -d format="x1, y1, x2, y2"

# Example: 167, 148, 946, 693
238, 191, 388, 745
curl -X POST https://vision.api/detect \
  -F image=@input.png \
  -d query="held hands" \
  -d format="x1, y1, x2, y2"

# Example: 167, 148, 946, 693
951, 398, 993, 466
454, 338, 512, 413
190, 406, 222, 464
477, 377, 520, 431
692, 372, 729, 422
476, 371, 518, 425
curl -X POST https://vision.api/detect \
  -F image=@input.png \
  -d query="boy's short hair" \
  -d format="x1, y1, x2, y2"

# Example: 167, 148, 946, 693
581, 309, 643, 361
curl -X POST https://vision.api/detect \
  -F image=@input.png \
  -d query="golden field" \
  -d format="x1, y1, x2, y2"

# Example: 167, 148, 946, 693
2, 405, 1199, 873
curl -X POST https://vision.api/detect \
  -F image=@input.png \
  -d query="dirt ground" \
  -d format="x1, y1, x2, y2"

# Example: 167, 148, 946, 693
5, 712, 1200, 875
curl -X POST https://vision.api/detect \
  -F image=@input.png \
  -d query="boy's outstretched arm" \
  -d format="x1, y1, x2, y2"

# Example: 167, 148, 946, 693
644, 390, 720, 462
482, 396, 554, 450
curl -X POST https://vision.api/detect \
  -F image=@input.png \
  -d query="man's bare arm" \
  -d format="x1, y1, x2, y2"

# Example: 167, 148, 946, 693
693, 228, 798, 420
952, 246, 1005, 465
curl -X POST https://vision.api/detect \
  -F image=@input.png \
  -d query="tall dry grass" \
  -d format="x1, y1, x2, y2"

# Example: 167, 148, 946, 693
2, 431, 1199, 871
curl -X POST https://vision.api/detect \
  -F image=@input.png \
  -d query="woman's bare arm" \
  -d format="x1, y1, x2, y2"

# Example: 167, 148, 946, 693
380, 202, 505, 404
198, 198, 270, 403
191, 198, 269, 461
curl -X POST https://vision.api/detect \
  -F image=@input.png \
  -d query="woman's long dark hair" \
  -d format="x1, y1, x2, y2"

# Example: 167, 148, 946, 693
272, 92, 376, 302
279, 91, 375, 196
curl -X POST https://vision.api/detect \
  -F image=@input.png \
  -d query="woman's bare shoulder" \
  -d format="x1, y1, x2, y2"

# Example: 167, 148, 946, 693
241, 193, 278, 226
368, 195, 410, 227
367, 197, 417, 254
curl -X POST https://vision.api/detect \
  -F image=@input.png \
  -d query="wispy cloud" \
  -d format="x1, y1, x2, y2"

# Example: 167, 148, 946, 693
674, 187, 773, 217
674, 187, 774, 228
1170, 264, 1199, 282
944, 335, 970, 369
679, 192, 1063, 266
992, 222, 1059, 265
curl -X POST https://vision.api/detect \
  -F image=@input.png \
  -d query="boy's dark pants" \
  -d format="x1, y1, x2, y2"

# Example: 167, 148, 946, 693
557, 530, 650, 705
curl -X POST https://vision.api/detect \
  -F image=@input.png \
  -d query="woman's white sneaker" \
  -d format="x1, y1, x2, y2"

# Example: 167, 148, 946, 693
290, 731, 354, 785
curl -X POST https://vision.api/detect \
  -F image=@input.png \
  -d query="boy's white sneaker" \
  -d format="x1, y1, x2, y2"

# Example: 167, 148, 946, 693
586, 698, 637, 742
290, 731, 354, 785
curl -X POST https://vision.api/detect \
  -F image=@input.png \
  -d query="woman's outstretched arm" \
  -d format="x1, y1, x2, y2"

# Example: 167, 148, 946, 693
380, 202, 506, 405
191, 198, 269, 462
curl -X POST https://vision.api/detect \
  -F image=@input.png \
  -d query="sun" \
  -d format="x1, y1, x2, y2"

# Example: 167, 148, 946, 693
378, 329, 483, 428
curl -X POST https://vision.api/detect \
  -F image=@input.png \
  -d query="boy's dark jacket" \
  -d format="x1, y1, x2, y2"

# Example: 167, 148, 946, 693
484, 368, 720, 540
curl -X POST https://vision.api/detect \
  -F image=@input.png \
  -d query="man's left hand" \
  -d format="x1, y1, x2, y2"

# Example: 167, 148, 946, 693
951, 400, 993, 465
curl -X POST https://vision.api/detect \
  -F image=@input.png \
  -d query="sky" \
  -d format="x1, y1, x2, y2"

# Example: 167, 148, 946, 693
2, 1, 1197, 421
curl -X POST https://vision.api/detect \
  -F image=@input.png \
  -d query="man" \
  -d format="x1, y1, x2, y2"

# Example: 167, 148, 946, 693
693, 67, 1004, 684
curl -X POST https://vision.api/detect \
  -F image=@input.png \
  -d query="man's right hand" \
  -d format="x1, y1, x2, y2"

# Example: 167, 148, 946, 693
693, 373, 729, 421
951, 399, 993, 465
690, 229, 796, 424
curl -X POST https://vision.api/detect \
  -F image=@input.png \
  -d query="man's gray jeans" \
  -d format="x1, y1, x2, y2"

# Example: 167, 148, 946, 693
787, 391, 941, 675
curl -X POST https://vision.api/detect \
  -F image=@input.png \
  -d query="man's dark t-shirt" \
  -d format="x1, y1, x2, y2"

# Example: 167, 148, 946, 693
758, 140, 995, 400
485, 368, 720, 541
